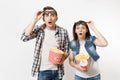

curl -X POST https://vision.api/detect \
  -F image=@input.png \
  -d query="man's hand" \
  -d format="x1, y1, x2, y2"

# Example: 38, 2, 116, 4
34, 11, 44, 22
60, 52, 69, 64
30, 76, 37, 80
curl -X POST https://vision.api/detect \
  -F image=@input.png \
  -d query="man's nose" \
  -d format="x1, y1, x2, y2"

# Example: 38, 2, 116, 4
48, 14, 52, 19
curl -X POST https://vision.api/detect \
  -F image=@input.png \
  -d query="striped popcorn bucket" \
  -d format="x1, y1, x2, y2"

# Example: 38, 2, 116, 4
48, 48, 64, 64
75, 53, 89, 66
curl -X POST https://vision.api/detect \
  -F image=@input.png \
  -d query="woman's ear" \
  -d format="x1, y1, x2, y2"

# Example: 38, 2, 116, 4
42, 17, 44, 21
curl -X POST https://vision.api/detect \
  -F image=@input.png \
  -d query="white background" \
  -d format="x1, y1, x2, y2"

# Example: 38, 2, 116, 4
0, 0, 120, 80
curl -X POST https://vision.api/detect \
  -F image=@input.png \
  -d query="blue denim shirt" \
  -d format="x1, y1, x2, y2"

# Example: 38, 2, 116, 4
69, 36, 100, 61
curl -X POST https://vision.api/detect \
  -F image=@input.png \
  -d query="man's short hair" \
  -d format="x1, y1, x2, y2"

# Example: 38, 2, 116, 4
43, 6, 57, 16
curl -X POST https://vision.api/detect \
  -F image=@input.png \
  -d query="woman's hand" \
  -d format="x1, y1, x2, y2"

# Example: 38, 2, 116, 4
87, 21, 108, 47
86, 21, 95, 29
76, 58, 91, 72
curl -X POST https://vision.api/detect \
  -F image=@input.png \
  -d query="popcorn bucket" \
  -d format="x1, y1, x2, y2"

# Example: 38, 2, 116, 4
48, 48, 64, 64
75, 54, 89, 67
79, 59, 88, 67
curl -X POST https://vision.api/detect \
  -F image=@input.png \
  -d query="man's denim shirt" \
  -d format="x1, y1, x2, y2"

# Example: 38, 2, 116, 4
69, 36, 100, 61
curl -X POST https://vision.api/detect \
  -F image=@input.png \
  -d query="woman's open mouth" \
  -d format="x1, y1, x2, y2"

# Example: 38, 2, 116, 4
79, 33, 82, 35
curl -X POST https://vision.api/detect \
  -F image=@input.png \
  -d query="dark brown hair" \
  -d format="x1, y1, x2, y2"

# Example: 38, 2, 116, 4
43, 6, 57, 16
73, 20, 91, 40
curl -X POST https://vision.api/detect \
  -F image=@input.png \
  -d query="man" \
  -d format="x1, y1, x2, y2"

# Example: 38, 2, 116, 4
21, 6, 70, 80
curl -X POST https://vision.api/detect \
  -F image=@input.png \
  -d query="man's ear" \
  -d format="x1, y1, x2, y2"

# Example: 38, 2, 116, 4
56, 16, 58, 21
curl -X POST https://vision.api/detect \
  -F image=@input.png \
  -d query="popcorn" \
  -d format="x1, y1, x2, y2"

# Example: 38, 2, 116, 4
75, 54, 89, 67
75, 53, 89, 61
48, 48, 64, 64
50, 48, 64, 54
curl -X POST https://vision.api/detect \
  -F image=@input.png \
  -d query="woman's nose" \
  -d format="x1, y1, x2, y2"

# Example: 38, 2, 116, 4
79, 28, 82, 32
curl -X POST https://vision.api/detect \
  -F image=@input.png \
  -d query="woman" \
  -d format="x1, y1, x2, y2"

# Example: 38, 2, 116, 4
69, 20, 108, 80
